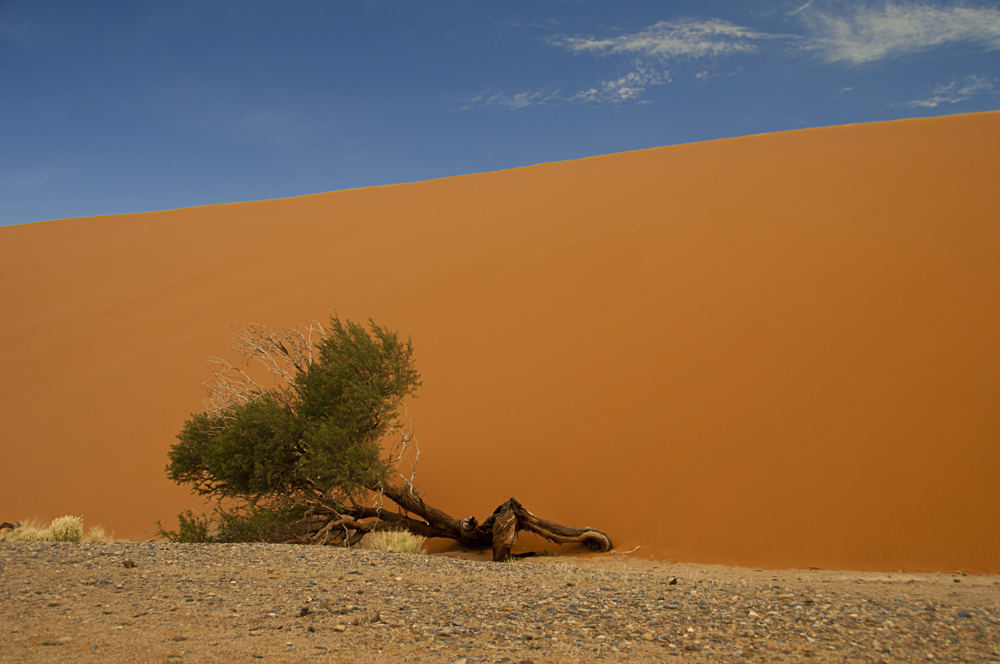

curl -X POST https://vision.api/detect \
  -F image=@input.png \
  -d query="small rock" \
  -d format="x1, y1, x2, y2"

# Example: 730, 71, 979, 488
170, 636, 187, 642
41, 640, 63, 646
958, 610, 972, 618
122, 560, 137, 569
643, 632, 655, 641
299, 606, 310, 617
333, 625, 346, 633
685, 644, 702, 652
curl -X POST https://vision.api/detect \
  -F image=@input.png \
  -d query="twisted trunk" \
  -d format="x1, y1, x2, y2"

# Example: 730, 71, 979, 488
290, 486, 613, 562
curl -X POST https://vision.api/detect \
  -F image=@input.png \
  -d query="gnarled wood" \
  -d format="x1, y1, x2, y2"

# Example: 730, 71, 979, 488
510, 499, 613, 553
296, 489, 613, 562
490, 501, 518, 562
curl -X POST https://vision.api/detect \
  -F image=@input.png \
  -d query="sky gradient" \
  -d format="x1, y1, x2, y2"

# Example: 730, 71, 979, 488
2, 0, 999, 226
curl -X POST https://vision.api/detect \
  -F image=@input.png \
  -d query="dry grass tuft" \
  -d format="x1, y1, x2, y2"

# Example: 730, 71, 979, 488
3, 518, 50, 542
83, 525, 115, 543
1, 516, 114, 543
369, 529, 427, 554
48, 515, 85, 542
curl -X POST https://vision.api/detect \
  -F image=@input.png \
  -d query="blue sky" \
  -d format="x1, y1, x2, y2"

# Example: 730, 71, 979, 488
2, 0, 999, 226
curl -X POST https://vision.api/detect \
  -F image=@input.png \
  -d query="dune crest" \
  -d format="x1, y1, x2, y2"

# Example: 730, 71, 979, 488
2, 112, 999, 573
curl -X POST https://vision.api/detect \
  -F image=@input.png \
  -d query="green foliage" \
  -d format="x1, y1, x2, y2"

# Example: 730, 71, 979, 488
293, 317, 419, 498
156, 510, 213, 543
169, 395, 302, 499
156, 505, 305, 544
213, 504, 303, 543
164, 315, 421, 540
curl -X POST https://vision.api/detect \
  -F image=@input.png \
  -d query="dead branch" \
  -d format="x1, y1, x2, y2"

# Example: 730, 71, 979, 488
382, 403, 419, 495
201, 321, 326, 417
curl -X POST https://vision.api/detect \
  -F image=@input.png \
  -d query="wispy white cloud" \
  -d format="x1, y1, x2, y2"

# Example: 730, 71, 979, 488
798, 2, 1000, 64
467, 3, 1000, 110
460, 88, 561, 110
567, 64, 668, 104
552, 19, 773, 61
549, 19, 775, 104
903, 74, 998, 107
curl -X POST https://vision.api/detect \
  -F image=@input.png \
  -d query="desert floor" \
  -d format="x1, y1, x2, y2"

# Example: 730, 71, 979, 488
2, 541, 998, 664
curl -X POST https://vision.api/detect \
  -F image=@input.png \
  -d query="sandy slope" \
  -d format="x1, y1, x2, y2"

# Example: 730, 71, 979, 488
2, 112, 998, 573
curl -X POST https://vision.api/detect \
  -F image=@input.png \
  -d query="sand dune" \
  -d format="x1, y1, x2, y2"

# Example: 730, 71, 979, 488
2, 112, 998, 573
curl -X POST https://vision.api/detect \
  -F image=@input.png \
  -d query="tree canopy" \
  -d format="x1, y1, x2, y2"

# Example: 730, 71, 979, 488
167, 316, 419, 508
164, 314, 612, 560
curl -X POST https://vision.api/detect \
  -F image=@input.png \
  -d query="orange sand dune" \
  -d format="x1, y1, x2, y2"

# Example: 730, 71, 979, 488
2, 112, 999, 573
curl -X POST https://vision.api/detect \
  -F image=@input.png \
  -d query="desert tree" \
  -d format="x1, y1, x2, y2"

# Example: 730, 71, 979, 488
165, 315, 612, 561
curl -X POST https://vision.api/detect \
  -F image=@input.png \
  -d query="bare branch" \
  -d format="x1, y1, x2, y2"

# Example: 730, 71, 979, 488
382, 402, 420, 495
228, 321, 325, 384
198, 321, 326, 417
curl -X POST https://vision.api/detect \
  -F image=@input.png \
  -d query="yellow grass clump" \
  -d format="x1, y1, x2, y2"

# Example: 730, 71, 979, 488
368, 529, 427, 554
82, 524, 115, 543
1, 516, 114, 543
2, 518, 50, 542
48, 515, 84, 542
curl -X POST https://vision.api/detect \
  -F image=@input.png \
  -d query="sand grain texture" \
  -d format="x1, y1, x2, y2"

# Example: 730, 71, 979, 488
1, 112, 999, 572
3, 542, 1000, 663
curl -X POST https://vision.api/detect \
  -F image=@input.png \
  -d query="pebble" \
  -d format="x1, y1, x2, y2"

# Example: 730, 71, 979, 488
1, 541, 998, 663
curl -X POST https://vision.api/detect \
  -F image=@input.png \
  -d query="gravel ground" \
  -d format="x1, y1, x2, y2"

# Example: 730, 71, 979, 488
2, 541, 999, 663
